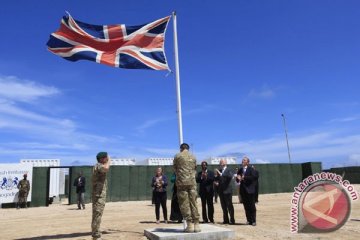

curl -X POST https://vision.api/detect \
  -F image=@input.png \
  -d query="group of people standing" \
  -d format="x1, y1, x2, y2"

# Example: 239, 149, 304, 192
151, 143, 201, 232
197, 157, 259, 226
150, 143, 260, 233
89, 145, 259, 239
13, 147, 258, 240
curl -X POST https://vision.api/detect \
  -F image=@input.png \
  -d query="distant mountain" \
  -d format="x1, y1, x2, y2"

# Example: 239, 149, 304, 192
218, 152, 246, 164
136, 159, 148, 165
70, 160, 90, 166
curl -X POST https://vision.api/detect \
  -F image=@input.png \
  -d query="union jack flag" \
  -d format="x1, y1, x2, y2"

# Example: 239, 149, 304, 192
47, 14, 170, 70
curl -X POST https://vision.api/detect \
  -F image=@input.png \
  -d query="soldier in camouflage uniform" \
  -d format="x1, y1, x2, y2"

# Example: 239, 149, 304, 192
173, 143, 201, 233
17, 174, 30, 209
92, 152, 111, 240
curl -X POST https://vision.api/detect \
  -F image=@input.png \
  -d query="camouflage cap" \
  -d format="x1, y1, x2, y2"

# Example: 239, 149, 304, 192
96, 151, 108, 160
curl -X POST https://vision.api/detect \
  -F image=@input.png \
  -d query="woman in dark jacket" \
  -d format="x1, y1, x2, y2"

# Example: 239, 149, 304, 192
151, 167, 168, 224
169, 172, 182, 223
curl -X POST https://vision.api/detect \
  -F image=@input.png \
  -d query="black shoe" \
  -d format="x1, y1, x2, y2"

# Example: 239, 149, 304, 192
230, 221, 235, 225
222, 221, 229, 224
210, 220, 215, 224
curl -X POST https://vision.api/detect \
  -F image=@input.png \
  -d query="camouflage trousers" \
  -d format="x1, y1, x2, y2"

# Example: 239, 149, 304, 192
92, 197, 106, 239
18, 191, 28, 205
177, 185, 200, 221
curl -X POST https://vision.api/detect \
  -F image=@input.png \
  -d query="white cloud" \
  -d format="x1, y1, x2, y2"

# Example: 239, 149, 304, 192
327, 116, 360, 123
135, 116, 174, 134
349, 154, 360, 161
0, 74, 358, 169
248, 84, 276, 99
0, 75, 60, 102
0, 75, 111, 164
143, 147, 177, 156
0, 101, 76, 130
133, 102, 230, 138
134, 104, 225, 135
196, 130, 360, 169
186, 104, 222, 114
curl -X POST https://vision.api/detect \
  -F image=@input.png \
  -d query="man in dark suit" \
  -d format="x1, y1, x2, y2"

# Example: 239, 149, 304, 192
216, 159, 235, 225
252, 165, 259, 203
73, 171, 86, 210
196, 161, 214, 223
237, 157, 258, 226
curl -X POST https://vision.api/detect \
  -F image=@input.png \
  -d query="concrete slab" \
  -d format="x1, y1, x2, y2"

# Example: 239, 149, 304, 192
144, 224, 235, 240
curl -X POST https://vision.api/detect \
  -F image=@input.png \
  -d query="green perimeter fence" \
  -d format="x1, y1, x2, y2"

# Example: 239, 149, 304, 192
28, 162, 322, 207
325, 166, 360, 184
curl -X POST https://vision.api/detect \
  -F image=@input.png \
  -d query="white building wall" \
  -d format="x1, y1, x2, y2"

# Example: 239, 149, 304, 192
20, 159, 62, 197
58, 169, 66, 195
110, 158, 136, 165
0, 163, 33, 204
147, 158, 173, 166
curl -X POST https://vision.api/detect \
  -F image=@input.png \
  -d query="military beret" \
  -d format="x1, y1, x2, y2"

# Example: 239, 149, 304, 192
96, 152, 108, 160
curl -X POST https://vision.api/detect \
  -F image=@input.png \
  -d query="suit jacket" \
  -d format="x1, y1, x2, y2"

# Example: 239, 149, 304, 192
196, 169, 214, 196
73, 176, 86, 193
238, 167, 258, 194
218, 167, 233, 195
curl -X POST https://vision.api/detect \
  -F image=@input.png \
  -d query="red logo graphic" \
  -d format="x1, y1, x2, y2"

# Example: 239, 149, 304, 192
301, 182, 350, 232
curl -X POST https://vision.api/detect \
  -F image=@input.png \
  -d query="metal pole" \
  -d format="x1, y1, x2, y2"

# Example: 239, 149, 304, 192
281, 113, 292, 163
172, 11, 184, 145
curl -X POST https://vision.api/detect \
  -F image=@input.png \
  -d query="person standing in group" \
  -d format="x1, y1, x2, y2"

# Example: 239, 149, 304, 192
213, 169, 220, 204
92, 152, 111, 240
196, 161, 215, 223
173, 143, 201, 233
237, 157, 258, 226
151, 167, 168, 224
233, 167, 242, 204
252, 165, 260, 203
216, 159, 235, 225
169, 172, 182, 223
17, 174, 30, 209
73, 171, 86, 210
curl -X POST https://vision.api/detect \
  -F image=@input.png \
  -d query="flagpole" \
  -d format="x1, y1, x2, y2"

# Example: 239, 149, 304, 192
281, 113, 291, 163
172, 11, 184, 145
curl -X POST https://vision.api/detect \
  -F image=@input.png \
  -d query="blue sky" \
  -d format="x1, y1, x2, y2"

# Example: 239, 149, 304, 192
0, 1, 359, 168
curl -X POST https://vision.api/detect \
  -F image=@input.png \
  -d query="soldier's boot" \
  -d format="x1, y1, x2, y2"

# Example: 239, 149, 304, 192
16, 203, 20, 209
194, 220, 201, 232
184, 220, 194, 233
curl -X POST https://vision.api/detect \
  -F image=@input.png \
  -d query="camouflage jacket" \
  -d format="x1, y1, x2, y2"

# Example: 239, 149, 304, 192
18, 179, 30, 193
92, 163, 108, 198
173, 150, 197, 187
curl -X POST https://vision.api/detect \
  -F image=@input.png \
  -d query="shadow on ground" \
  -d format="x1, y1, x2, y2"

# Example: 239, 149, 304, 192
14, 229, 142, 240
14, 232, 92, 240
139, 221, 182, 224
